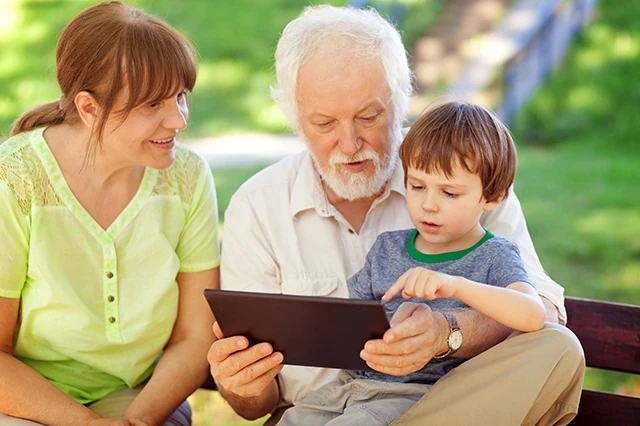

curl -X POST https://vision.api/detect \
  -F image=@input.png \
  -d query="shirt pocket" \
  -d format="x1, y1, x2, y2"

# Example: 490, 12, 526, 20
281, 276, 340, 297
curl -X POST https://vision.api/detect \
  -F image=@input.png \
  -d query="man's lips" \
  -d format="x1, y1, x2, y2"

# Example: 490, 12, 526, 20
340, 160, 369, 173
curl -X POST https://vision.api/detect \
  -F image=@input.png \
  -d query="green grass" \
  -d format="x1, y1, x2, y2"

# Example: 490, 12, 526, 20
512, 0, 640, 394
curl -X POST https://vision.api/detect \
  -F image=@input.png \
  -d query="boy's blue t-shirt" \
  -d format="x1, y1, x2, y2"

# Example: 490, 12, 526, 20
348, 228, 533, 385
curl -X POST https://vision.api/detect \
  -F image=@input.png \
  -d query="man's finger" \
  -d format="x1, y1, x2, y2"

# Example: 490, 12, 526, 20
389, 301, 421, 328
207, 335, 249, 364
213, 321, 225, 340
364, 332, 427, 357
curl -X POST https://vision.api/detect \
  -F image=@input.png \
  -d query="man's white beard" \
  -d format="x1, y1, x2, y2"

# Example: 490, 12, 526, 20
309, 125, 401, 202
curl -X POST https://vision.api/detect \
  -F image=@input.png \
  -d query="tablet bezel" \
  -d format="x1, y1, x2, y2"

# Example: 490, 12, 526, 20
204, 289, 390, 371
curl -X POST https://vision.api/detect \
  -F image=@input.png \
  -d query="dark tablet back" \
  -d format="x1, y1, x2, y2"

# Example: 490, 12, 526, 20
204, 289, 390, 370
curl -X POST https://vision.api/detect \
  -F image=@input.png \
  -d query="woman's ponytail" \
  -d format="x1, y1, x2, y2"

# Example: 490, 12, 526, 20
10, 100, 66, 136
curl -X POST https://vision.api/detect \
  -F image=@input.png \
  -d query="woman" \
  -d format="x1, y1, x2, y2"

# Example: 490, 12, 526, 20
0, 2, 219, 425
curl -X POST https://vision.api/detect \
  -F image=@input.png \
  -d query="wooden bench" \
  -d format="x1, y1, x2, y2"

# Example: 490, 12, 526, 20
201, 296, 640, 425
564, 296, 640, 426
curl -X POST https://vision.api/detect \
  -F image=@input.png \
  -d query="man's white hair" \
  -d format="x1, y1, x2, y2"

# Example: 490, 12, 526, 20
271, 5, 414, 133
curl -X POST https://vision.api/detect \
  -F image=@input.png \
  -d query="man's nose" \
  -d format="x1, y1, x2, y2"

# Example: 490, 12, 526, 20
337, 121, 361, 156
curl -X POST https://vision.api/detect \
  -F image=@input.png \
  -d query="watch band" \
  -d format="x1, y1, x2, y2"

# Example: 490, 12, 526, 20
433, 311, 462, 359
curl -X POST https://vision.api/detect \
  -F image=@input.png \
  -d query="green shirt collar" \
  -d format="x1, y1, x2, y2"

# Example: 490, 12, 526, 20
407, 228, 494, 263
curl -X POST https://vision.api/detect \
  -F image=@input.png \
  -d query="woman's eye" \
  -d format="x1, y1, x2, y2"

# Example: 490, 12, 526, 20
410, 185, 424, 190
148, 102, 160, 110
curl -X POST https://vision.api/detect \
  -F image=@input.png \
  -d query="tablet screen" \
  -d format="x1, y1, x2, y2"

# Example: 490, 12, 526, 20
204, 289, 390, 370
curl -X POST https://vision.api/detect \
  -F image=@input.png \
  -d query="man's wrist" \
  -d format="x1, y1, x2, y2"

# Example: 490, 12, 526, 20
540, 296, 561, 324
433, 311, 451, 357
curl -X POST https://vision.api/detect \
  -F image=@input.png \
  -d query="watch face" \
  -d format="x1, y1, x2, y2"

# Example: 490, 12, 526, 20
449, 330, 463, 351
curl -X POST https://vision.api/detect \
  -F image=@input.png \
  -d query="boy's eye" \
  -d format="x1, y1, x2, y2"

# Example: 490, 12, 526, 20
148, 102, 160, 110
410, 185, 424, 190
443, 191, 459, 198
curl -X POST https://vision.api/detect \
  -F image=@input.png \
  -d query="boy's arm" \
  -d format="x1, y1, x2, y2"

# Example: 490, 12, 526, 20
451, 278, 546, 332
383, 269, 545, 332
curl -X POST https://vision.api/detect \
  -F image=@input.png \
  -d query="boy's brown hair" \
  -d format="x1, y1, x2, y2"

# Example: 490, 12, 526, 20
400, 101, 517, 203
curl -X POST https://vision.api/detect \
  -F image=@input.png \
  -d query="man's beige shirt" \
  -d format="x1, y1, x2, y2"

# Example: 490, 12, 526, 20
220, 150, 565, 405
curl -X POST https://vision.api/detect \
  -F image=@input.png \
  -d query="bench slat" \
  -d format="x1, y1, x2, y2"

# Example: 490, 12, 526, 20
565, 296, 640, 374
570, 389, 640, 426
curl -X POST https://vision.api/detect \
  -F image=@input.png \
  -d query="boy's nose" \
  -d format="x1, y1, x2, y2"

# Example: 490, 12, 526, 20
422, 195, 439, 212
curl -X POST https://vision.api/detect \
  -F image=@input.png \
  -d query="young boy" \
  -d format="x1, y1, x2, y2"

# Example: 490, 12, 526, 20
276, 101, 547, 426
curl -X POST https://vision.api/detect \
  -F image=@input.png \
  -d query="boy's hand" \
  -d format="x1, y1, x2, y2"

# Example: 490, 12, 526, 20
382, 267, 459, 302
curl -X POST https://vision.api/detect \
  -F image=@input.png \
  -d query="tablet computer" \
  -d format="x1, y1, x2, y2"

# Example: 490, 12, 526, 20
204, 289, 390, 371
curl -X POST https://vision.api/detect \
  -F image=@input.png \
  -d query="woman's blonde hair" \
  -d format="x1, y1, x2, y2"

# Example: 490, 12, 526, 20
11, 1, 197, 153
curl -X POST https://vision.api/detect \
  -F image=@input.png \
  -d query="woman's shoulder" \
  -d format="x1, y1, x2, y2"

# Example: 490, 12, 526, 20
0, 130, 44, 213
0, 130, 37, 164
172, 142, 209, 174
150, 142, 209, 201
0, 130, 43, 184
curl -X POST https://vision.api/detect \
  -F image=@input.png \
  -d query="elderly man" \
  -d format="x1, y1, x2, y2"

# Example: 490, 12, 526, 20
208, 5, 584, 425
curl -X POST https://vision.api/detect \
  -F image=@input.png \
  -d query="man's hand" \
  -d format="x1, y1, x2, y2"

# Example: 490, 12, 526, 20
541, 296, 560, 324
382, 267, 459, 302
207, 322, 284, 398
360, 302, 448, 375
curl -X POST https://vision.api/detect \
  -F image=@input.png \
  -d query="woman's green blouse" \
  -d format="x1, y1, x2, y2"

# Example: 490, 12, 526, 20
0, 128, 220, 403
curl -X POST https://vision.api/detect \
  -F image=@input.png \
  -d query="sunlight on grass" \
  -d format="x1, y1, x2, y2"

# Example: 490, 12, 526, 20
566, 86, 607, 113
611, 33, 638, 58
575, 209, 640, 243
197, 61, 250, 91
617, 263, 640, 291
0, 0, 19, 38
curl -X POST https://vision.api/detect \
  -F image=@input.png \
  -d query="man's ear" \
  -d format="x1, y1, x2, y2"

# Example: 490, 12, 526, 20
74, 91, 100, 128
483, 191, 506, 212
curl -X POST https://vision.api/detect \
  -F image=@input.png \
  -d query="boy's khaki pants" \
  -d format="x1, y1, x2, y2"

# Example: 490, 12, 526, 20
267, 323, 585, 426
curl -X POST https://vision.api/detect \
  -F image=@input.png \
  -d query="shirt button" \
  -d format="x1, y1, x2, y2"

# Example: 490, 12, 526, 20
107, 295, 115, 302
108, 316, 116, 324
348, 229, 355, 234
106, 272, 114, 279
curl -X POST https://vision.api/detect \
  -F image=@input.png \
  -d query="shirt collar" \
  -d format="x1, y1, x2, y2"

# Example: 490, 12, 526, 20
290, 151, 328, 218
290, 152, 406, 219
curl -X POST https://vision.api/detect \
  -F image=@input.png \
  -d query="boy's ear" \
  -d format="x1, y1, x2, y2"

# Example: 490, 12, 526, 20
74, 91, 100, 128
483, 191, 506, 212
